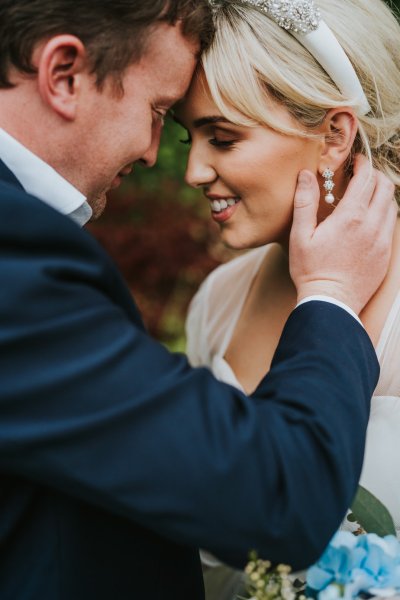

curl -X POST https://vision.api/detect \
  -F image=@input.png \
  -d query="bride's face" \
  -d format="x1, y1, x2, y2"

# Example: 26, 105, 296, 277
177, 72, 324, 249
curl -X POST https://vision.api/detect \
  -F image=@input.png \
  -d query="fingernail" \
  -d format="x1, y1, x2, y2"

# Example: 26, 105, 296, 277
298, 171, 311, 186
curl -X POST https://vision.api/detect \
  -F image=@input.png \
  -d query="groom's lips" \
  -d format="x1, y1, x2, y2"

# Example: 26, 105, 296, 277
111, 175, 122, 189
119, 166, 133, 177
111, 167, 133, 189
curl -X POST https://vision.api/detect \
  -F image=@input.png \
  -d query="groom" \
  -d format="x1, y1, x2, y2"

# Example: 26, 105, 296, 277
0, 1, 396, 599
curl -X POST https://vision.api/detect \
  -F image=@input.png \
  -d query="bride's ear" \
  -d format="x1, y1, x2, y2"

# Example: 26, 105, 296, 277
317, 107, 358, 174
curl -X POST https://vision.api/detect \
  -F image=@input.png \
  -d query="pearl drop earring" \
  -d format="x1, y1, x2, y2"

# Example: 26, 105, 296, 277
322, 167, 335, 204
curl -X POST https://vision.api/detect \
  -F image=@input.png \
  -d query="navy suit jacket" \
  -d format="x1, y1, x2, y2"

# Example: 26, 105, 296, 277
0, 160, 378, 599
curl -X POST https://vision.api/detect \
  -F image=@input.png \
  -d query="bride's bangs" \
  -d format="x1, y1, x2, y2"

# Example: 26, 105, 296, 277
202, 5, 334, 138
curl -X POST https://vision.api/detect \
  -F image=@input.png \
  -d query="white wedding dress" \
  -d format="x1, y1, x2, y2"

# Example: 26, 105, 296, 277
186, 245, 400, 536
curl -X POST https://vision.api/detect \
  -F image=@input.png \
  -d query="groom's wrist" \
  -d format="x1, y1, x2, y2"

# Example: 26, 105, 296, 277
296, 295, 363, 327
295, 280, 366, 316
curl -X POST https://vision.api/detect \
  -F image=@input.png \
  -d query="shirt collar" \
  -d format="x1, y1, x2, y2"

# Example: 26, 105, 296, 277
0, 127, 92, 226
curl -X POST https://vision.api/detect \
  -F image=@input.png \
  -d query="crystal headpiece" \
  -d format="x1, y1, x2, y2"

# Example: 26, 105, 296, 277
208, 0, 370, 115
242, 0, 321, 34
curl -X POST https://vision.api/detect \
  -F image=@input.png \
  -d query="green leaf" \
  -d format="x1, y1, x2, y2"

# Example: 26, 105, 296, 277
350, 485, 396, 536
346, 513, 357, 523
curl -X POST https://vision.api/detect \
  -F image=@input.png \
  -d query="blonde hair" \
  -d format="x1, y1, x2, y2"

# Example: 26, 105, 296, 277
202, 0, 400, 203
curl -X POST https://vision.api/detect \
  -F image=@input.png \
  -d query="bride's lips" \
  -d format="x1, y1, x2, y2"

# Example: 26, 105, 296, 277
206, 194, 241, 223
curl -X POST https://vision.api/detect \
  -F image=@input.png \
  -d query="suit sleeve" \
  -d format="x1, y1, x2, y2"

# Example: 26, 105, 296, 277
0, 225, 378, 570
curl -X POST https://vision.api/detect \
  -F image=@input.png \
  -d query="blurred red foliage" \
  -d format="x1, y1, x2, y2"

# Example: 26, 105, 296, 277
87, 184, 227, 348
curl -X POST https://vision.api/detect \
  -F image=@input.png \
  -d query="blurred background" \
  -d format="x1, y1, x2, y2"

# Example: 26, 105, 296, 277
87, 0, 399, 352
87, 117, 232, 351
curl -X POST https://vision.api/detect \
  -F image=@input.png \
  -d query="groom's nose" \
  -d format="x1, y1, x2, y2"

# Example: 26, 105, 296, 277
138, 121, 163, 168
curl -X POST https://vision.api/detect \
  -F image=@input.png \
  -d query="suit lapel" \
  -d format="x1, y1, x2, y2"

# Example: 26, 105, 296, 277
0, 159, 24, 191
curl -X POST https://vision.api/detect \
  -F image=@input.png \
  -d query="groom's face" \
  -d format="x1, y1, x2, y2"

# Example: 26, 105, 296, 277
79, 23, 199, 218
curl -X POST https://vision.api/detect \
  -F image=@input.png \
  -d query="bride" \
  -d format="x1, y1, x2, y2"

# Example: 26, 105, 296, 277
176, 0, 400, 596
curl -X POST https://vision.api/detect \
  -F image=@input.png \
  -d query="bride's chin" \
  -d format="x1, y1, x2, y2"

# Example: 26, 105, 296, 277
222, 235, 266, 252
219, 225, 273, 251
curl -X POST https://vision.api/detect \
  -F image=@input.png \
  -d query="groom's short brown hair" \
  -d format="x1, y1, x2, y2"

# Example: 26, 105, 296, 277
0, 0, 214, 89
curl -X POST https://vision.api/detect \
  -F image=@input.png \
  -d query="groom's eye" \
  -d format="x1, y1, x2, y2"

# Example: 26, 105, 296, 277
152, 108, 167, 126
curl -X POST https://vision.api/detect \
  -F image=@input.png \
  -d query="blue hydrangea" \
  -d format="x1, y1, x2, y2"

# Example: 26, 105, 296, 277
306, 531, 400, 599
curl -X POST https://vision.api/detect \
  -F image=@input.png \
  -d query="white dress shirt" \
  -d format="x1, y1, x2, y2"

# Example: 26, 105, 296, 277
0, 127, 92, 226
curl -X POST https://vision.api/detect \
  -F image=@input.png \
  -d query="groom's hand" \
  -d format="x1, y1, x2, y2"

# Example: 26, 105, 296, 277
289, 154, 398, 315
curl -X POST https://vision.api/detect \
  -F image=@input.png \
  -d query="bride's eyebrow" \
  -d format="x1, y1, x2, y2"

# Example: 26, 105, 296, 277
192, 116, 230, 128
171, 113, 231, 130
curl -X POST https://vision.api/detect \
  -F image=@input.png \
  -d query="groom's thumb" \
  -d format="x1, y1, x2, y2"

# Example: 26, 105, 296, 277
291, 170, 320, 242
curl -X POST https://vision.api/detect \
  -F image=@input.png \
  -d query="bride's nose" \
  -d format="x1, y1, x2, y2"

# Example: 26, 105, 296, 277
184, 147, 217, 188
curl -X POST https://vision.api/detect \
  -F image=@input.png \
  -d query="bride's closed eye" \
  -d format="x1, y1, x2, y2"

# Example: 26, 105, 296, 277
207, 126, 239, 149
208, 138, 236, 148
180, 134, 192, 146
177, 121, 239, 148
179, 135, 237, 148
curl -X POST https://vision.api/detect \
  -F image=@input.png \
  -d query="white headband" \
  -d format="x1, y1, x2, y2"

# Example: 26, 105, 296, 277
209, 0, 371, 116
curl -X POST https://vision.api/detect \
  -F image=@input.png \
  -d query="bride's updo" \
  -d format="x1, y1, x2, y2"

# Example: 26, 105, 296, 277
202, 0, 400, 203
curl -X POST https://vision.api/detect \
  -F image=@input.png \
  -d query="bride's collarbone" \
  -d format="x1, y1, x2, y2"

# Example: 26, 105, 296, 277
224, 246, 296, 394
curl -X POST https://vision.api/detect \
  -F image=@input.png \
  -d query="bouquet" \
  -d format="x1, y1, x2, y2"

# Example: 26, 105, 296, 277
243, 487, 400, 600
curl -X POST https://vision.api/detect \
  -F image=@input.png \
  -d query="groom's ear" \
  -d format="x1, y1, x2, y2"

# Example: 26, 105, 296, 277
36, 35, 87, 121
317, 107, 358, 173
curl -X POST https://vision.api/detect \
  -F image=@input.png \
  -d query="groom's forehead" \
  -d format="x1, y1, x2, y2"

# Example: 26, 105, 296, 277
136, 23, 200, 105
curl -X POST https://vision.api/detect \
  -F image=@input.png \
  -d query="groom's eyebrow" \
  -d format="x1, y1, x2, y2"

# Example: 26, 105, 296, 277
157, 94, 183, 108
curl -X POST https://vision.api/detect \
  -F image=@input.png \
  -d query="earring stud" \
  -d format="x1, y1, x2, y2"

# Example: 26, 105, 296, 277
322, 168, 335, 204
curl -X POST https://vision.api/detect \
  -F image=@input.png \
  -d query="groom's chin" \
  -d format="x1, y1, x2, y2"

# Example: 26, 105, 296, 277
87, 192, 108, 220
